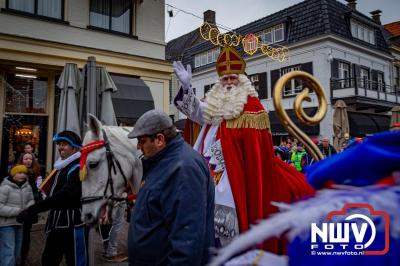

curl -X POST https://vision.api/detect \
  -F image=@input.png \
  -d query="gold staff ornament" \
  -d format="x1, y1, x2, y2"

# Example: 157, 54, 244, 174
273, 71, 328, 161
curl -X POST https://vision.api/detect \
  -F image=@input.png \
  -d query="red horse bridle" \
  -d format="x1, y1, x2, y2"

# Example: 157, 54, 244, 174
80, 129, 136, 205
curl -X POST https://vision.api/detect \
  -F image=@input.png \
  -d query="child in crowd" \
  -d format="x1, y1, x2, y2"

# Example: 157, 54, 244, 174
17, 152, 42, 202
17, 152, 43, 265
0, 165, 34, 266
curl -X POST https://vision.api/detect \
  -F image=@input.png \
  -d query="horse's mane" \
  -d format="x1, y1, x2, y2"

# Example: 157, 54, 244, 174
101, 126, 139, 157
83, 124, 141, 177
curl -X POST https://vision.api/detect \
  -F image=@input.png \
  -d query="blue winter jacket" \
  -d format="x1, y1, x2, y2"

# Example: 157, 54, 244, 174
128, 135, 215, 265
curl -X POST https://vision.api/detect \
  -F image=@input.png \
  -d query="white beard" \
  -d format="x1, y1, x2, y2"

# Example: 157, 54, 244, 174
203, 74, 258, 125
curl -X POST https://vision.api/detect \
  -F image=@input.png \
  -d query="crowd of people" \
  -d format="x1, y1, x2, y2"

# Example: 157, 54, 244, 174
273, 136, 340, 172
273, 135, 370, 174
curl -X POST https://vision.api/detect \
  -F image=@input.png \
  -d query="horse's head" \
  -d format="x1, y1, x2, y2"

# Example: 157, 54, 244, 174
81, 114, 142, 226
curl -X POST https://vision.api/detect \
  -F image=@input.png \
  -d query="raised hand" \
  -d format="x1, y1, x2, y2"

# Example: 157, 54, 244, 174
173, 61, 192, 90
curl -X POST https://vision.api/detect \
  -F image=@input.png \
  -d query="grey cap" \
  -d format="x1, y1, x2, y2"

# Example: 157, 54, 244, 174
128, 109, 173, 138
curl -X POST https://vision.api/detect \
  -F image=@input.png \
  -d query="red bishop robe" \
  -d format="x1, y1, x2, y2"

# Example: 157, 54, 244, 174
218, 96, 315, 253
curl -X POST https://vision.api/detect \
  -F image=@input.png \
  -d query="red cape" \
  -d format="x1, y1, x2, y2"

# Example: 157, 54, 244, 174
219, 96, 315, 253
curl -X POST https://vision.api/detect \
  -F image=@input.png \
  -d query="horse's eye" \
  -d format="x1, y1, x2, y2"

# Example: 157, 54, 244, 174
88, 161, 99, 169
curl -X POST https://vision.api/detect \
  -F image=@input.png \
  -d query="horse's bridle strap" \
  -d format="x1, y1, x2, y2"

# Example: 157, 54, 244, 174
81, 129, 136, 205
80, 140, 106, 181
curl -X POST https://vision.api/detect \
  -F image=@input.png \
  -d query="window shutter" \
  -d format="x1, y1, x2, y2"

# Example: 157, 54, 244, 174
352, 64, 360, 78
301, 62, 313, 74
371, 70, 378, 90
371, 70, 378, 81
204, 85, 210, 96
331, 59, 339, 78
258, 72, 268, 99
270, 69, 280, 96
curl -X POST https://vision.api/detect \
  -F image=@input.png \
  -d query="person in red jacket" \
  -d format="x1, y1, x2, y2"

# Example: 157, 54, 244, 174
173, 46, 315, 253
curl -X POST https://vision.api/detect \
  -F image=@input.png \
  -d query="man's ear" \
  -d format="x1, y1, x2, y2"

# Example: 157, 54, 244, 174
156, 133, 166, 147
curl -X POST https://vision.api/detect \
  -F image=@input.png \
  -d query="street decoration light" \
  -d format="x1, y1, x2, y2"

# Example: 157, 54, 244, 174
199, 22, 289, 62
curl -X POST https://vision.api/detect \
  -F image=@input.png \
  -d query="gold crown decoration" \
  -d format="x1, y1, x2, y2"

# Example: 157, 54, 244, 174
216, 46, 246, 77
199, 22, 289, 62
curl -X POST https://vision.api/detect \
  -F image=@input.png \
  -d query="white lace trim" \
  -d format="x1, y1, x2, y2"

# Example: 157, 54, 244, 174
203, 74, 258, 125
176, 87, 196, 116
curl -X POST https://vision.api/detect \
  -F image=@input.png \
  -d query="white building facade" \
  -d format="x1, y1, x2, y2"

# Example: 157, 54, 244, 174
169, 0, 399, 144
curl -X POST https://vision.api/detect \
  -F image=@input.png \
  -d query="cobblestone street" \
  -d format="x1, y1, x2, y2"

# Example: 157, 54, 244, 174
26, 214, 129, 266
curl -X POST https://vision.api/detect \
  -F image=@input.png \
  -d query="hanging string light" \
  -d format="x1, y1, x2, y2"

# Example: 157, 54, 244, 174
199, 22, 289, 62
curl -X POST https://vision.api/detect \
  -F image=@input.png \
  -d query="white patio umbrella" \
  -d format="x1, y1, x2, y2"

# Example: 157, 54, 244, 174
56, 63, 82, 137
79, 57, 118, 136
97, 66, 118, 126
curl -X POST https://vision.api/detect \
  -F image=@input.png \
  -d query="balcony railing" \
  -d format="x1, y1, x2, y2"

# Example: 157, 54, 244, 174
330, 78, 400, 104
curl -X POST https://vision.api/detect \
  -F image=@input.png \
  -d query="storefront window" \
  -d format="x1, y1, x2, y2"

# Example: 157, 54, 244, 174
4, 73, 48, 113
1, 115, 47, 178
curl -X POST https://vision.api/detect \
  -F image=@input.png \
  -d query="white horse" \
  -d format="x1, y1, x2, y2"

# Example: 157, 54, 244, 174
80, 115, 142, 226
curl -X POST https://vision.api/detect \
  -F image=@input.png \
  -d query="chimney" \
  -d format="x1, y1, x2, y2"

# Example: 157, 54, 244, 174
345, 0, 357, 10
203, 10, 216, 24
370, 10, 382, 25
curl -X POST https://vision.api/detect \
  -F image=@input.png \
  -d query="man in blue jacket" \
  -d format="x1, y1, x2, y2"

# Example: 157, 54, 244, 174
128, 110, 215, 265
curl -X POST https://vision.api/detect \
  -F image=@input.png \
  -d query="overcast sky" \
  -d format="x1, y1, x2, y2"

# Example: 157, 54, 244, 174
165, 0, 400, 42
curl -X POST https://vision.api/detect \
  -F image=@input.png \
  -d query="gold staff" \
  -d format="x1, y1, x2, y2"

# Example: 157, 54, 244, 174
273, 71, 328, 161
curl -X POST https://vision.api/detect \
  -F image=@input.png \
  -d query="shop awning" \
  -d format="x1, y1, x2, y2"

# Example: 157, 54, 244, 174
268, 107, 320, 136
111, 76, 154, 125
348, 112, 390, 136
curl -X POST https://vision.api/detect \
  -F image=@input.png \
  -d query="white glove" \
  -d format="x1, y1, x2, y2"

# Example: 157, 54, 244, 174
173, 61, 192, 91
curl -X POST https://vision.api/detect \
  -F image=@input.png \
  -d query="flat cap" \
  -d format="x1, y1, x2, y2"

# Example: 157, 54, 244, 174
128, 109, 173, 138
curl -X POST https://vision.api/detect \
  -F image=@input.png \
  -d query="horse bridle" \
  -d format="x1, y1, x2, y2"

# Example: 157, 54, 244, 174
81, 129, 134, 205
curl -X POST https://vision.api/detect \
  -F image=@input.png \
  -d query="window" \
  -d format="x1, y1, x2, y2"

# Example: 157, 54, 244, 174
351, 20, 375, 45
274, 24, 284, 42
204, 84, 214, 96
281, 65, 302, 96
90, 0, 132, 34
250, 75, 259, 91
207, 50, 213, 63
212, 49, 219, 62
377, 72, 384, 92
195, 55, 201, 68
261, 29, 273, 44
249, 73, 267, 99
194, 48, 220, 68
7, 0, 63, 19
338, 62, 350, 88
201, 53, 207, 66
359, 67, 369, 89
4, 73, 48, 114
351, 23, 357, 37
394, 66, 400, 91
258, 24, 285, 44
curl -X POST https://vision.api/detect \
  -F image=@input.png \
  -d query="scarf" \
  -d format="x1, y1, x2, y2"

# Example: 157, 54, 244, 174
53, 151, 81, 170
